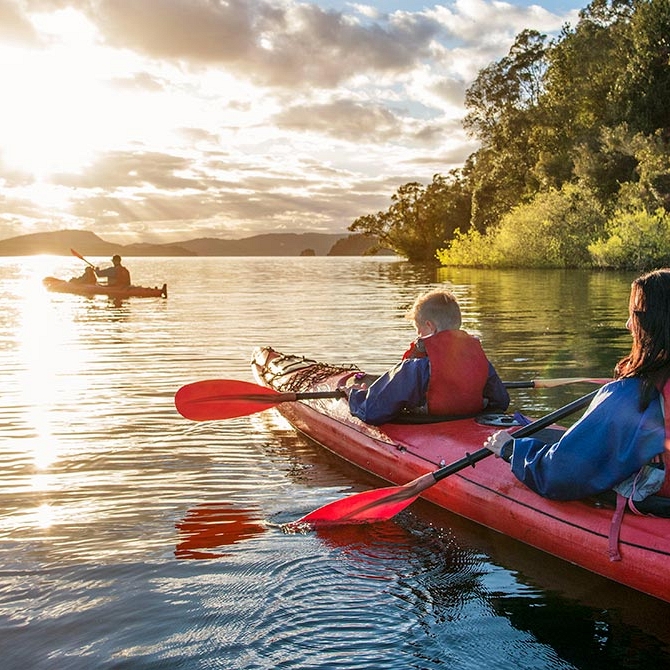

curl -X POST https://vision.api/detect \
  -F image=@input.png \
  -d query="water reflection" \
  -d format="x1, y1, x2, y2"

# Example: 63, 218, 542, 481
2, 257, 668, 670
175, 502, 267, 559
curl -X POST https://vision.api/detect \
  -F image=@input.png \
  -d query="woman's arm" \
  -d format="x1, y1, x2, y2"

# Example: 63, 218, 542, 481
508, 380, 664, 500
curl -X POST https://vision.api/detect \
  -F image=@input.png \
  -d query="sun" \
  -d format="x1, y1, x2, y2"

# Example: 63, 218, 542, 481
0, 9, 122, 178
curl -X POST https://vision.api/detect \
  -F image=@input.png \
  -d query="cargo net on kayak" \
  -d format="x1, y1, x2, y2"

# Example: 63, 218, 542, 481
265, 355, 359, 393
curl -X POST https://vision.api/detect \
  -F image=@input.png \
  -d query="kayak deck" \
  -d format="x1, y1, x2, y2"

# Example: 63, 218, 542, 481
251, 346, 670, 603
43, 276, 167, 298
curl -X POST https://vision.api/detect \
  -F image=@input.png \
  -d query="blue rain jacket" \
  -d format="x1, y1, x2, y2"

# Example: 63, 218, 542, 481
509, 378, 665, 500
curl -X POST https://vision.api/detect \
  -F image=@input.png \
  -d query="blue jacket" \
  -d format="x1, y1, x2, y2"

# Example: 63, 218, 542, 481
509, 379, 665, 500
348, 356, 509, 425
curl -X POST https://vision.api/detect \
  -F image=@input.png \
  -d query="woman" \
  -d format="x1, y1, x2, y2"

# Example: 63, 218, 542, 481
484, 269, 670, 524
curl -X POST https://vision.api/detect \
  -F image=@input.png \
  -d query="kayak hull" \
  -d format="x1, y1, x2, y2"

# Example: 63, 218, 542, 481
251, 346, 670, 603
43, 276, 167, 299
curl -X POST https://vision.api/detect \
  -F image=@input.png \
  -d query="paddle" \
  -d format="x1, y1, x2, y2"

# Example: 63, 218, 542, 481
504, 377, 610, 389
175, 379, 346, 421
174, 377, 609, 422
70, 248, 96, 268
284, 389, 599, 529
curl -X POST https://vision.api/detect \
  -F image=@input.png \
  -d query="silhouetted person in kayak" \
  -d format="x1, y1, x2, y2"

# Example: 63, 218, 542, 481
70, 266, 97, 284
95, 254, 131, 287
485, 268, 670, 529
343, 289, 509, 425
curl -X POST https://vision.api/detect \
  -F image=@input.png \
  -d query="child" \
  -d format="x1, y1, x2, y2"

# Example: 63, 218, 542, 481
70, 266, 97, 284
345, 289, 509, 425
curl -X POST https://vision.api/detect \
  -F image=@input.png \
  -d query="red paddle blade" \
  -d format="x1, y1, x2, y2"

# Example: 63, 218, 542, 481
175, 379, 283, 421
284, 471, 437, 530
284, 484, 424, 531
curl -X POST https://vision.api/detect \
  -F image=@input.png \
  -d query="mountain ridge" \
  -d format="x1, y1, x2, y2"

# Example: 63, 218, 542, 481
0, 229, 388, 257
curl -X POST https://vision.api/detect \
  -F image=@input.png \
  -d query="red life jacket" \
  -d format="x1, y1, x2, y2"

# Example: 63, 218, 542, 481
405, 329, 489, 415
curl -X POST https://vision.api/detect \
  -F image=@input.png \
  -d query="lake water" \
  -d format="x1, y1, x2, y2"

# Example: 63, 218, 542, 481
1, 256, 669, 669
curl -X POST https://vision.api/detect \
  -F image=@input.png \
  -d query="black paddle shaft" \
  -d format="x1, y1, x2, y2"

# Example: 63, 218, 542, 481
432, 390, 599, 484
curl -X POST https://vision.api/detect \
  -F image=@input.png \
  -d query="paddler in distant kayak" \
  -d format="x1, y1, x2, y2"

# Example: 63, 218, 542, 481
95, 254, 131, 287
484, 268, 670, 522
342, 289, 510, 425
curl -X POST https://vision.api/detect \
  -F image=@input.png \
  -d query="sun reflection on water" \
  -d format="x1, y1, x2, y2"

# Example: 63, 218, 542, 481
6, 256, 100, 535
34, 503, 56, 529
15, 257, 74, 470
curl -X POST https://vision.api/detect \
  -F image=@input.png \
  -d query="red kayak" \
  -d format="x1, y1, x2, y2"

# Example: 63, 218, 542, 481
43, 276, 167, 299
251, 346, 670, 603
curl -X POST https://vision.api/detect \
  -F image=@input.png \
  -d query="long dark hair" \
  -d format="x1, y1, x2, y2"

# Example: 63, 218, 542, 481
615, 269, 670, 408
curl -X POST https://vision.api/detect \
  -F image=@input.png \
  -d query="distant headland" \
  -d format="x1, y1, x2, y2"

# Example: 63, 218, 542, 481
0, 229, 393, 257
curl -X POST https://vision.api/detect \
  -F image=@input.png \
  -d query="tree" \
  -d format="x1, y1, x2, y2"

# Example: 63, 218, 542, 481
348, 172, 472, 262
614, 0, 670, 136
463, 30, 549, 229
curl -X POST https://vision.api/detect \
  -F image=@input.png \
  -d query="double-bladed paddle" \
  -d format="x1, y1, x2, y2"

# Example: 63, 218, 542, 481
70, 248, 96, 268
174, 377, 609, 422
284, 389, 599, 529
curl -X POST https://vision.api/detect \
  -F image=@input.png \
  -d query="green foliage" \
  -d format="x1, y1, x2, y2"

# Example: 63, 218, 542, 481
436, 228, 498, 267
354, 0, 670, 266
589, 208, 670, 269
461, 0, 669, 242
615, 0, 670, 134
438, 185, 607, 267
348, 172, 471, 262
464, 30, 549, 229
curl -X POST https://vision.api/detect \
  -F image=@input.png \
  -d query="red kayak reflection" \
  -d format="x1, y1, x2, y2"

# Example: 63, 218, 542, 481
175, 502, 267, 559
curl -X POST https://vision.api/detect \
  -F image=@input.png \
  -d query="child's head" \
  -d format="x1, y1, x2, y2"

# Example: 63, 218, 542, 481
409, 289, 461, 334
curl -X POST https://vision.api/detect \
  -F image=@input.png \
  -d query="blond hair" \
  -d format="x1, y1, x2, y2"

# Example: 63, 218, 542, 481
409, 289, 461, 331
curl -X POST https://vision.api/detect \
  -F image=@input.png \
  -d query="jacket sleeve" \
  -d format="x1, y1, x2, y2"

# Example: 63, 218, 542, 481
483, 362, 510, 411
508, 379, 665, 500
347, 358, 430, 425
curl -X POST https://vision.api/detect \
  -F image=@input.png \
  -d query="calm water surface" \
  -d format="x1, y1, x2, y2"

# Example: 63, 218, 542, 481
1, 256, 669, 669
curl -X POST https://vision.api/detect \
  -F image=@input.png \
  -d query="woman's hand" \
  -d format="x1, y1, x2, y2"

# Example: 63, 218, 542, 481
484, 430, 513, 458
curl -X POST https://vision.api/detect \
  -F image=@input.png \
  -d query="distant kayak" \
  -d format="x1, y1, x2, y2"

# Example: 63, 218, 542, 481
43, 276, 168, 299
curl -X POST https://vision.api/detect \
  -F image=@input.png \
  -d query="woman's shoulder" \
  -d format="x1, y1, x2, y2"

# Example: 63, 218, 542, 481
599, 377, 643, 393
591, 377, 661, 417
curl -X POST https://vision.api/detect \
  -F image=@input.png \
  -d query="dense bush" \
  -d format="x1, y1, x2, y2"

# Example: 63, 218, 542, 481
589, 208, 670, 269
438, 185, 607, 267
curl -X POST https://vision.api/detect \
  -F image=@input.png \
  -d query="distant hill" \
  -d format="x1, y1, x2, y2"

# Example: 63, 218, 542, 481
174, 233, 345, 256
0, 229, 388, 257
0, 229, 194, 257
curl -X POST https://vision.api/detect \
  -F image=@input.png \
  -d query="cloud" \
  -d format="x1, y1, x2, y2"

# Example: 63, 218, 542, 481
0, 0, 580, 243
273, 99, 403, 141
89, 0, 442, 88
0, 0, 39, 45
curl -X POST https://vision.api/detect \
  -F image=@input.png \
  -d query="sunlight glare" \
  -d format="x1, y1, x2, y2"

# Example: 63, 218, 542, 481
0, 9, 104, 176
16, 257, 82, 470
34, 503, 55, 529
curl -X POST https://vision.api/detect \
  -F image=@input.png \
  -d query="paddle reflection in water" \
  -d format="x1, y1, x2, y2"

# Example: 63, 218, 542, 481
175, 502, 268, 559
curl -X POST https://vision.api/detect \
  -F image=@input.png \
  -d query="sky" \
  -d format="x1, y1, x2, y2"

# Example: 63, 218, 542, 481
0, 0, 586, 245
